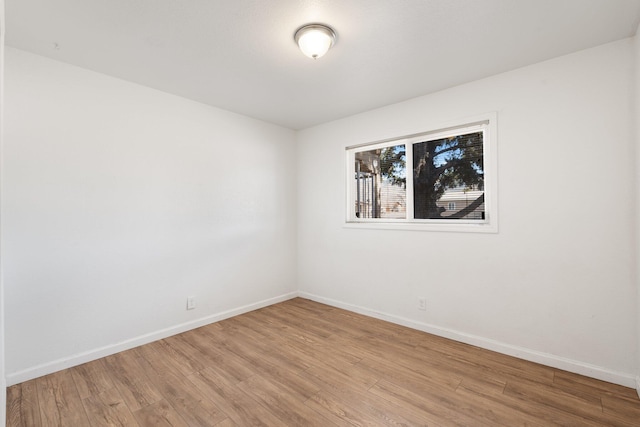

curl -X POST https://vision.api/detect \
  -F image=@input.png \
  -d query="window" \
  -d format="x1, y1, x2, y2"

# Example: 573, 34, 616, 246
346, 114, 497, 232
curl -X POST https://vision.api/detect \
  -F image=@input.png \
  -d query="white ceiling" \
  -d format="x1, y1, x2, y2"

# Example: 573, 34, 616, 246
6, 0, 640, 130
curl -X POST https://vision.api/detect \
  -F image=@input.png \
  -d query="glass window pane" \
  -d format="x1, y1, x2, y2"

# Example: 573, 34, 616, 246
413, 132, 484, 220
354, 144, 406, 219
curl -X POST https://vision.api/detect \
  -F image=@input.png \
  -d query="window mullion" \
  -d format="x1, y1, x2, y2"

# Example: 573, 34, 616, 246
405, 141, 414, 220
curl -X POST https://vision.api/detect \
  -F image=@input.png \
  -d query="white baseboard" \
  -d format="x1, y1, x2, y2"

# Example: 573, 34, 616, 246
5, 292, 298, 386
299, 292, 637, 389
636, 376, 640, 399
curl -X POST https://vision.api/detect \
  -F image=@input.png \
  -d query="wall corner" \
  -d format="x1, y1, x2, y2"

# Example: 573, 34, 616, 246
635, 21, 640, 402
0, 0, 6, 423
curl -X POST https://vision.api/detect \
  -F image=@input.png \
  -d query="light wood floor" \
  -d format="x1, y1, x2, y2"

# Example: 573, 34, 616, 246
6, 298, 640, 426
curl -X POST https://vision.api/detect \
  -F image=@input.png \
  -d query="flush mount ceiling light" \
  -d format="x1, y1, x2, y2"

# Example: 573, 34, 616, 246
294, 23, 336, 59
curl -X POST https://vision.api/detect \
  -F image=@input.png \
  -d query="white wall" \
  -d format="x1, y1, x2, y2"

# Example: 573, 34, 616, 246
297, 38, 637, 386
0, 0, 6, 424
3, 48, 297, 383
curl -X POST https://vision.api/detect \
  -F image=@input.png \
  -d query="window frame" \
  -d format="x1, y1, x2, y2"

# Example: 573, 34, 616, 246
344, 113, 498, 233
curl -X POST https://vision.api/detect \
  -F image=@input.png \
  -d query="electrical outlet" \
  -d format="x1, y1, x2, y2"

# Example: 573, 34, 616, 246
187, 296, 196, 310
418, 297, 426, 311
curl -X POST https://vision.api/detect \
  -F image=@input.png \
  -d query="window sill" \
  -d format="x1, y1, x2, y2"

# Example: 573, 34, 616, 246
344, 220, 498, 233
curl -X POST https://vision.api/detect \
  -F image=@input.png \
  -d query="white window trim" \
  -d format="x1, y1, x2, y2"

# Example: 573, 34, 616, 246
344, 112, 498, 233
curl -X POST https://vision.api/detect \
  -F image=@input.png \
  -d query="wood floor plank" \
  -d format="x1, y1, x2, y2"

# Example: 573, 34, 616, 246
274, 303, 366, 341
456, 374, 506, 397
82, 387, 139, 426
303, 390, 377, 427
6, 298, 640, 426
502, 377, 625, 426
191, 319, 324, 401
6, 385, 24, 427
329, 308, 415, 341
187, 367, 284, 426
134, 345, 228, 427
169, 329, 256, 384
357, 352, 462, 392
453, 381, 548, 427
283, 298, 335, 316
236, 374, 336, 427
36, 370, 90, 426
133, 399, 189, 427
301, 356, 380, 394
154, 337, 207, 377
369, 366, 524, 427
208, 321, 314, 375
255, 304, 334, 339
243, 309, 363, 367
71, 359, 115, 400
102, 350, 163, 412
5, 384, 27, 426
554, 369, 640, 400
34, 377, 60, 427
601, 394, 640, 426
305, 387, 435, 427
370, 378, 487, 427
7, 381, 42, 427
163, 331, 219, 368
455, 379, 607, 427
417, 338, 556, 386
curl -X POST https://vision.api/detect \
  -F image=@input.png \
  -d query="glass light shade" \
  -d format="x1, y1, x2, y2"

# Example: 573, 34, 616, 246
295, 24, 336, 59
